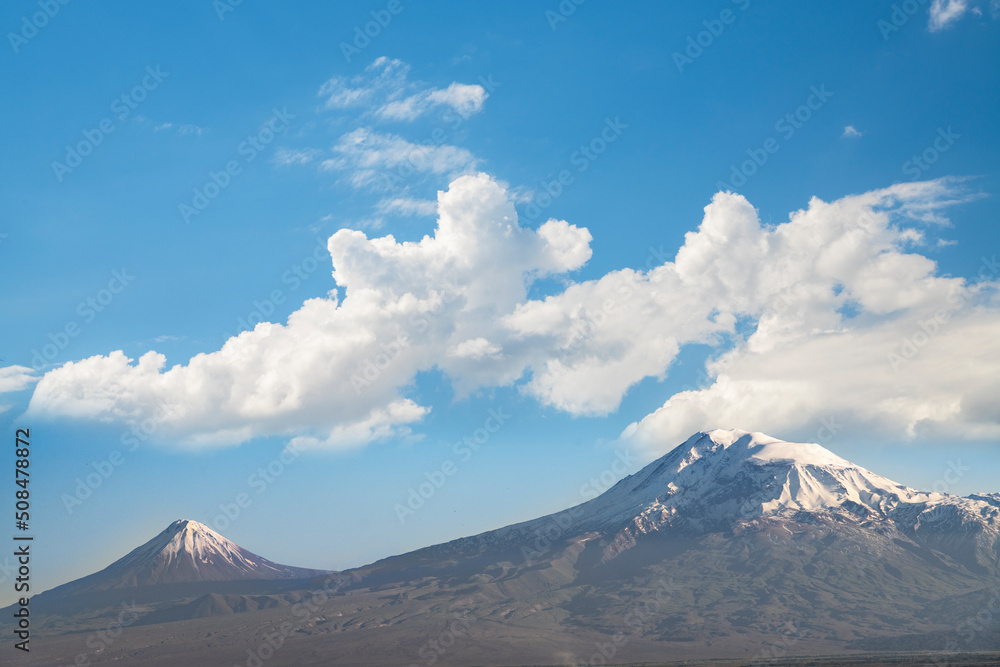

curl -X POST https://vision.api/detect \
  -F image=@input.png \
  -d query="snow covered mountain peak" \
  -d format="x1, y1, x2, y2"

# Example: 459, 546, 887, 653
683, 428, 852, 469
43, 519, 327, 596
508, 429, 997, 542
618, 428, 918, 518
136, 519, 252, 569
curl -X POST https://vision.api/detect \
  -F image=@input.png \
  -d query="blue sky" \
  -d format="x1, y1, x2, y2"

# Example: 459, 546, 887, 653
1, 0, 999, 604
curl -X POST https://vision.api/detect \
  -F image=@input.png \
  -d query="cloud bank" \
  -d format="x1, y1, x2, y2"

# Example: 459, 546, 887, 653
27, 175, 999, 454
28, 174, 590, 449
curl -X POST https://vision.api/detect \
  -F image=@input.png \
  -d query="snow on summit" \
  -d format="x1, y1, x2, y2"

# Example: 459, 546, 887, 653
474, 429, 999, 552
620, 428, 930, 518
689, 428, 853, 467
120, 519, 266, 574
41, 519, 327, 596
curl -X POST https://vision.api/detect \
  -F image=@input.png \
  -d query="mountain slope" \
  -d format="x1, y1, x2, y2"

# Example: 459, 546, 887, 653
336, 429, 1000, 654
365, 429, 999, 575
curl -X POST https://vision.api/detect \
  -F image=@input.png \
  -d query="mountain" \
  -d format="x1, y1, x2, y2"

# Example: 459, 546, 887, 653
339, 429, 1000, 658
362, 428, 1000, 576
42, 519, 327, 598
20, 430, 1000, 666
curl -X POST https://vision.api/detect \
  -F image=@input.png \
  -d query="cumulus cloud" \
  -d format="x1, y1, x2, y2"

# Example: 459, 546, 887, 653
321, 127, 479, 191
619, 179, 999, 456
26, 174, 999, 455
318, 57, 488, 122
28, 174, 592, 450
842, 125, 862, 138
929, 0, 970, 29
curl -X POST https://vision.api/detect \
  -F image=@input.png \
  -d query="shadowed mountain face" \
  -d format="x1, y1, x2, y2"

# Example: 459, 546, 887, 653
21, 431, 1000, 666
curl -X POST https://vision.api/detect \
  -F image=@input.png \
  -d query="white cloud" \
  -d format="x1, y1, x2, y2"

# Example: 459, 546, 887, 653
0, 365, 38, 414
154, 122, 206, 136
26, 174, 998, 455
842, 125, 862, 138
618, 179, 999, 456
318, 57, 410, 110
375, 197, 438, 217
622, 306, 1000, 452
318, 57, 487, 123
321, 128, 479, 191
0, 365, 37, 394
927, 0, 998, 28
449, 337, 503, 361
929, 0, 970, 29
28, 174, 592, 450
378, 83, 487, 122
287, 399, 428, 451
176, 124, 206, 137
274, 147, 322, 167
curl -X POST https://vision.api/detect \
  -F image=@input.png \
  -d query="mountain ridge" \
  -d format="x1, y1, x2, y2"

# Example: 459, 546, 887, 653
21, 429, 1000, 665
389, 428, 1000, 572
